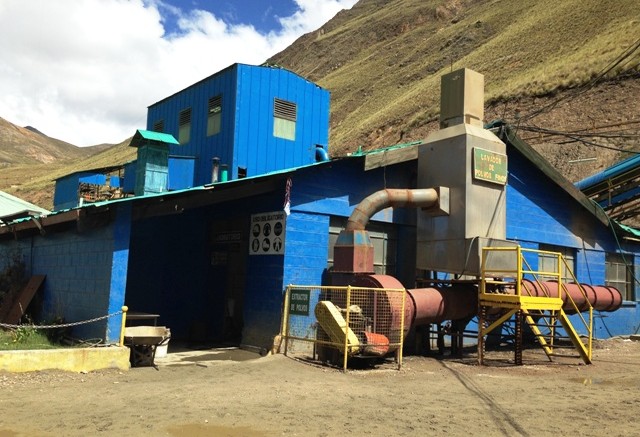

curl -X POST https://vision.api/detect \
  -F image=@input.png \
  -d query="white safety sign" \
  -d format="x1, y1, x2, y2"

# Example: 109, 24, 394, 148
249, 211, 286, 255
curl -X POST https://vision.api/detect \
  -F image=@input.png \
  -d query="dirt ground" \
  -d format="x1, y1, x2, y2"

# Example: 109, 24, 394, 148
1, 338, 639, 437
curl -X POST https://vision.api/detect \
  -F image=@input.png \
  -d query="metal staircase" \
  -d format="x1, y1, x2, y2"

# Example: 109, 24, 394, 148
478, 246, 593, 365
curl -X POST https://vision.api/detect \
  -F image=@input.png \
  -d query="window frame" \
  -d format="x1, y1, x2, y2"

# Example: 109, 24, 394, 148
273, 98, 297, 141
178, 108, 192, 144
538, 244, 576, 283
207, 95, 222, 137
605, 252, 635, 301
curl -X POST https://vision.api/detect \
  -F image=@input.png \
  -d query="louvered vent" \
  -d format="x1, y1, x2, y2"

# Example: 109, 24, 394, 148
152, 120, 164, 132
209, 95, 222, 114
274, 98, 296, 121
179, 108, 191, 126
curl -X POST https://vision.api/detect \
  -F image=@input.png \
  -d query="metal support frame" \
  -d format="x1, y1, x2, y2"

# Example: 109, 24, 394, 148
478, 246, 593, 365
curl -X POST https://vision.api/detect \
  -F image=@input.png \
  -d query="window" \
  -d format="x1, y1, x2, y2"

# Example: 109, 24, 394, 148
605, 253, 634, 301
327, 217, 397, 275
207, 95, 222, 136
538, 244, 575, 283
273, 98, 296, 141
178, 108, 191, 144
152, 120, 164, 132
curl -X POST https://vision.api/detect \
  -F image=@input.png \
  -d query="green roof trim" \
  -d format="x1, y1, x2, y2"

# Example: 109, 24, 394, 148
129, 129, 180, 148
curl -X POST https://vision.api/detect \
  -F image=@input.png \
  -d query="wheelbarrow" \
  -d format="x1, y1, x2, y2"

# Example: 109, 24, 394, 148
123, 326, 171, 367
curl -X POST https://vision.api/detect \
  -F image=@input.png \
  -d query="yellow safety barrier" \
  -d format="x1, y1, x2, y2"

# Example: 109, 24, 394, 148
281, 285, 406, 372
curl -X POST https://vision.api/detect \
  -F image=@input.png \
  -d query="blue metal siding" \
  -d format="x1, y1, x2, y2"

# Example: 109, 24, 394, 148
168, 156, 195, 190
147, 65, 239, 187
147, 64, 329, 187
123, 161, 137, 194
507, 150, 611, 252
291, 159, 416, 226
53, 174, 81, 211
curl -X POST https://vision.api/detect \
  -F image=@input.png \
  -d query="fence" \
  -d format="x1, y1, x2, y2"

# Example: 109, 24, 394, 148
281, 285, 406, 371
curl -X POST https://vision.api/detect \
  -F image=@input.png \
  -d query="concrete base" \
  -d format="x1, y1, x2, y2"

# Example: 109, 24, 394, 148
0, 346, 131, 373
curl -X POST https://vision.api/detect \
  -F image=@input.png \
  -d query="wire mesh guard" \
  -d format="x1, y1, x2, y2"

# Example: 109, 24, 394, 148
282, 285, 406, 370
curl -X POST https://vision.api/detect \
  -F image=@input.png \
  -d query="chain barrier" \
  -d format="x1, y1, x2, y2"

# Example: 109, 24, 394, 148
0, 310, 123, 330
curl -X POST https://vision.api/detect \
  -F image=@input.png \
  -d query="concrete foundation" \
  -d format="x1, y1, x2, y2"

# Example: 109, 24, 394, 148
0, 346, 131, 373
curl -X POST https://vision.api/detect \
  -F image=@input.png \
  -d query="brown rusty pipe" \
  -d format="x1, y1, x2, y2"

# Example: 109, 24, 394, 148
520, 279, 622, 312
346, 188, 439, 231
405, 286, 478, 326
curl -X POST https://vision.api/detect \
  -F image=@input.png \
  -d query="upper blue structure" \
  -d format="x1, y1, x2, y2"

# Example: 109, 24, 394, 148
146, 63, 331, 187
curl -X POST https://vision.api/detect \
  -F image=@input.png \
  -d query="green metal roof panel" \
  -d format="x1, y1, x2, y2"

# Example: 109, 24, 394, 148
0, 191, 50, 222
129, 129, 179, 147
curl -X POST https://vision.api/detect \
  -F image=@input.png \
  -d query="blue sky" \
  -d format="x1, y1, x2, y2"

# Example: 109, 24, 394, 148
162, 0, 299, 34
0, 0, 358, 146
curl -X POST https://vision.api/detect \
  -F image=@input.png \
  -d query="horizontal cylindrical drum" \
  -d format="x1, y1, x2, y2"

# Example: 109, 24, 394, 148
405, 286, 478, 326
521, 280, 622, 312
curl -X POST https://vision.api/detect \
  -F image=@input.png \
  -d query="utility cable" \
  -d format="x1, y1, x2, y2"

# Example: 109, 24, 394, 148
521, 38, 640, 123
518, 125, 640, 154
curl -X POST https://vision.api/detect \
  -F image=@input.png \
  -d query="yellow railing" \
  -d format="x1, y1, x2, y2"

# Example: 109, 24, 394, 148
281, 285, 406, 372
479, 246, 593, 364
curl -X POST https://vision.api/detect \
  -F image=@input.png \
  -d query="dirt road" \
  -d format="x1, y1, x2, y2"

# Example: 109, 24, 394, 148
1, 338, 639, 437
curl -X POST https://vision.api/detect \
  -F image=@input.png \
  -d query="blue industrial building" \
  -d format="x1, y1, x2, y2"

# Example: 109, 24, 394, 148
0, 65, 638, 353
146, 63, 330, 187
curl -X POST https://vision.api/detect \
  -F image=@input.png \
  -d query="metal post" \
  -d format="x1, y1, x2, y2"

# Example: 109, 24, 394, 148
343, 285, 352, 372
119, 306, 128, 347
515, 310, 523, 365
397, 289, 405, 370
478, 305, 486, 366
283, 286, 291, 357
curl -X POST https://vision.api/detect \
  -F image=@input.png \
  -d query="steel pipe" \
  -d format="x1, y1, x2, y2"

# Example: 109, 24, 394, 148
520, 279, 622, 312
405, 286, 478, 326
345, 188, 439, 231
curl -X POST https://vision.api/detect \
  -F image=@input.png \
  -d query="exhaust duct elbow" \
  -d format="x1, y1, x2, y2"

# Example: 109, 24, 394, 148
346, 188, 441, 231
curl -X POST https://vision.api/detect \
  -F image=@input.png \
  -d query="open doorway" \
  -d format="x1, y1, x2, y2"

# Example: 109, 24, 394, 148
209, 217, 249, 344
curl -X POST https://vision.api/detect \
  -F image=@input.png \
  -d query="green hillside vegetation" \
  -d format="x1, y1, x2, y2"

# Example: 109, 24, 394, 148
3, 138, 135, 210
269, 0, 639, 152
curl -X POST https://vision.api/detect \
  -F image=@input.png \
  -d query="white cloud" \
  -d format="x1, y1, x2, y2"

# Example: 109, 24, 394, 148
0, 0, 357, 146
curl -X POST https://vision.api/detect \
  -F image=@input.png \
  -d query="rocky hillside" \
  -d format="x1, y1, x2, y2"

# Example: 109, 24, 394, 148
269, 0, 640, 180
0, 116, 99, 167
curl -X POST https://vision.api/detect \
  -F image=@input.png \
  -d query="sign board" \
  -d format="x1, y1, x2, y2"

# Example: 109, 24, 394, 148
249, 211, 286, 255
473, 147, 508, 185
289, 289, 310, 316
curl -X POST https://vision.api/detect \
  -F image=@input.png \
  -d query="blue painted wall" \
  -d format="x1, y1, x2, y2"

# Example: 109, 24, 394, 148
0, 217, 127, 341
146, 64, 330, 187
506, 147, 639, 335
168, 156, 195, 190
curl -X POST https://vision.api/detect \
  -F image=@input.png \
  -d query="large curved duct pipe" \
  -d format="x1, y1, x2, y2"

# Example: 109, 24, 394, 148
345, 188, 439, 231
334, 188, 444, 273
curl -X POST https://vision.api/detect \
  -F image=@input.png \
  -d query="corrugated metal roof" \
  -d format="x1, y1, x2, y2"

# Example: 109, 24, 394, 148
0, 191, 50, 222
129, 129, 179, 147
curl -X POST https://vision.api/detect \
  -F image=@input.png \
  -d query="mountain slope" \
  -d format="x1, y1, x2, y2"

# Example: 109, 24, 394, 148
2, 137, 136, 210
0, 117, 99, 167
269, 0, 639, 159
